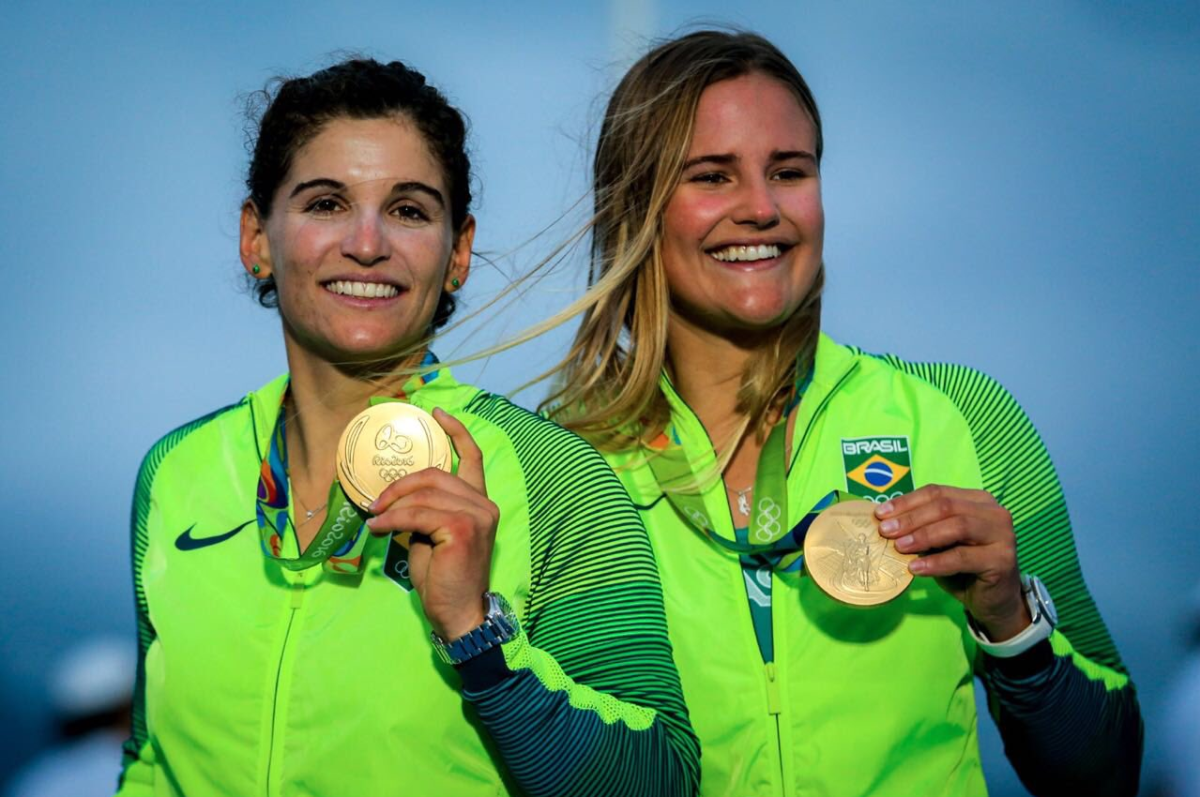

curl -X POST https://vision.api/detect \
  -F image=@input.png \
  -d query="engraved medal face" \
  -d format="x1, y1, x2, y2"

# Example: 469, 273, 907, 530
336, 403, 452, 511
803, 500, 916, 606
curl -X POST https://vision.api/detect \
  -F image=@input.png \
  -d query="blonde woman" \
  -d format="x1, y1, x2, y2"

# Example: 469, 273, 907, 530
545, 30, 1142, 796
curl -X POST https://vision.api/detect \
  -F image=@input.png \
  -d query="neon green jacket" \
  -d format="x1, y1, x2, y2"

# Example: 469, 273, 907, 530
602, 334, 1141, 797
118, 367, 699, 797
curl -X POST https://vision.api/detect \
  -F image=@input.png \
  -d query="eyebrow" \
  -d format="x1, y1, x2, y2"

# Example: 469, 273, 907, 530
289, 178, 445, 207
681, 150, 817, 171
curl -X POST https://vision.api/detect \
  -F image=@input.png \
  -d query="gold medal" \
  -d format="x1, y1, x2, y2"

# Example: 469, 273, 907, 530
803, 500, 916, 606
336, 403, 452, 511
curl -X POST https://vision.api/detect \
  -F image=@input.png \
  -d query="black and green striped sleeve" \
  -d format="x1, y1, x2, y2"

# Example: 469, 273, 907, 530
458, 395, 701, 797
885, 357, 1144, 797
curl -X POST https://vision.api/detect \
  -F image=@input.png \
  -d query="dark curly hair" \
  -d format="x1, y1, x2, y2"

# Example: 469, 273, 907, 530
243, 58, 472, 330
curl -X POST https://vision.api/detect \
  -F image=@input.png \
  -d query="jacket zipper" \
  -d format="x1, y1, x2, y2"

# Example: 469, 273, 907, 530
265, 582, 306, 796
770, 362, 858, 795
666, 357, 861, 795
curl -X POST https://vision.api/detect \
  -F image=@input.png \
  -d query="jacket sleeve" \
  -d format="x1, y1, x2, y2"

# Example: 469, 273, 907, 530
115, 445, 163, 796
970, 380, 1142, 796
456, 400, 701, 797
889, 357, 1144, 796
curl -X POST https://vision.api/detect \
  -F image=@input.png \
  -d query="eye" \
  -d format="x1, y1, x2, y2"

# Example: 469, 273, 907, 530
772, 167, 811, 182
689, 171, 730, 185
303, 196, 346, 216
392, 203, 431, 223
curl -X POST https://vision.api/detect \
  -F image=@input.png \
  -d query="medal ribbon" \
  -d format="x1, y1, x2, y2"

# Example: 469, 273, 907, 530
646, 365, 855, 571
255, 351, 441, 574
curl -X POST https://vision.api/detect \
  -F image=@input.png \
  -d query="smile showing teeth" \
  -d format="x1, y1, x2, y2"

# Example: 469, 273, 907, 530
710, 244, 783, 263
325, 280, 400, 299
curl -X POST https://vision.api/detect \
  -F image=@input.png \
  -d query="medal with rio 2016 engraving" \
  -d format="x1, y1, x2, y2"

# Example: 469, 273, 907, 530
803, 500, 916, 606
336, 400, 453, 511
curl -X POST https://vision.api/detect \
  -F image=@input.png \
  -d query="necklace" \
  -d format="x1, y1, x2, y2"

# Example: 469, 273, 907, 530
730, 485, 753, 518
295, 497, 328, 526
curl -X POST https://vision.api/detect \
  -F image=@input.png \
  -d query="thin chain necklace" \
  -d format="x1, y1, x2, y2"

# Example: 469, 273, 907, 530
296, 496, 328, 526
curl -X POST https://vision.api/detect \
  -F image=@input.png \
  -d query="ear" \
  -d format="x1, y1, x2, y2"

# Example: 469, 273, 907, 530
444, 214, 475, 292
239, 201, 272, 278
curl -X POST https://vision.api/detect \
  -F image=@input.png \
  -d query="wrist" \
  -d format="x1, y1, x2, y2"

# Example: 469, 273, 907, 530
432, 607, 487, 643
431, 592, 519, 666
968, 574, 1057, 659
974, 601, 1033, 643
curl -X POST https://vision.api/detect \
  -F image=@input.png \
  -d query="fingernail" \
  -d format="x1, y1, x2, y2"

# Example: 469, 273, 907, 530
365, 515, 379, 528
910, 558, 928, 574
876, 501, 895, 517
896, 534, 914, 550
879, 518, 899, 533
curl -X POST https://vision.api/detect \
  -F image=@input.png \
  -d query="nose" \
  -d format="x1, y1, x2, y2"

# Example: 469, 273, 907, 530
734, 176, 780, 229
341, 210, 391, 266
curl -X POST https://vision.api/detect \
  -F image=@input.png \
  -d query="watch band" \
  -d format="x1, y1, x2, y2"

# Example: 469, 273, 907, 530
968, 574, 1058, 659
431, 592, 519, 666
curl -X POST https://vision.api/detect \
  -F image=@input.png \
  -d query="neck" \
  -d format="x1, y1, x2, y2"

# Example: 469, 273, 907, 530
283, 342, 425, 498
666, 315, 759, 448
666, 315, 791, 513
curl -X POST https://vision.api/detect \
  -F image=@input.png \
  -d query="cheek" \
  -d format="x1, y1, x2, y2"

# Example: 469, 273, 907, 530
793, 192, 825, 239
285, 223, 338, 267
663, 192, 725, 249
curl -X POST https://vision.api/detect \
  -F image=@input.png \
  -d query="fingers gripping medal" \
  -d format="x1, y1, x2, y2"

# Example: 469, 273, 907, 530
336, 401, 453, 544
803, 500, 916, 606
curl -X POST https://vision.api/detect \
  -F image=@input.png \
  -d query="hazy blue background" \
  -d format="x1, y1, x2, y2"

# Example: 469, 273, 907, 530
2, 1, 1197, 794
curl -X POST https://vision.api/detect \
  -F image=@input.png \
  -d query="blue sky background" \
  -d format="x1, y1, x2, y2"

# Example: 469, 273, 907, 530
1, 2, 1197, 794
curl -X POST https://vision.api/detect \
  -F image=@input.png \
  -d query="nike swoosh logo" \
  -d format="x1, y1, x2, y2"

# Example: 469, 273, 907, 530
175, 520, 255, 551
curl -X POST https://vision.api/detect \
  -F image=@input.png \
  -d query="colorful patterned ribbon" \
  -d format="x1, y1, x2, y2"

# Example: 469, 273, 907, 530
255, 351, 441, 574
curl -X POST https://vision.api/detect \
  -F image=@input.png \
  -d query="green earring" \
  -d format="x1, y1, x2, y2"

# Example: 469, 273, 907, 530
450, 277, 460, 288
252, 264, 262, 275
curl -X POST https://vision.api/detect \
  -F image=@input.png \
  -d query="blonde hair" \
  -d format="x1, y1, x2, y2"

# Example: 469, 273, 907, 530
540, 30, 826, 453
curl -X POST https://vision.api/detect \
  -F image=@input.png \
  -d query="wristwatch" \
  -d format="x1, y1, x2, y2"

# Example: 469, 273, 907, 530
431, 591, 520, 666
967, 574, 1057, 659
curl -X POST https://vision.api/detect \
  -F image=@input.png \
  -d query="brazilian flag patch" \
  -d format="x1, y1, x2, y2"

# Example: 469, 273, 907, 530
842, 436, 914, 501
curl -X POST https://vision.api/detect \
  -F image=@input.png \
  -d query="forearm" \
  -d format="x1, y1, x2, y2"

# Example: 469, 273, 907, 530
460, 630, 697, 797
984, 634, 1143, 797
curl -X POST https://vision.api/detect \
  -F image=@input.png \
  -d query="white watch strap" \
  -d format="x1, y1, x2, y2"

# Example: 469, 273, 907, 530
967, 575, 1055, 659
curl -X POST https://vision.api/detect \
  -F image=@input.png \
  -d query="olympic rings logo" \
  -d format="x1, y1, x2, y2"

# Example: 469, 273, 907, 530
684, 507, 711, 531
753, 498, 782, 542
378, 467, 409, 482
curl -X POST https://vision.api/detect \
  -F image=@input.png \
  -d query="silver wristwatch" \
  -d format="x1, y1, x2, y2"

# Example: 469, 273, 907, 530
967, 574, 1057, 659
431, 592, 519, 666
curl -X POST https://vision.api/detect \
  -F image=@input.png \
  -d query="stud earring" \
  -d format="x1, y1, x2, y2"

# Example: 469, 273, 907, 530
252, 264, 262, 275
450, 277, 461, 289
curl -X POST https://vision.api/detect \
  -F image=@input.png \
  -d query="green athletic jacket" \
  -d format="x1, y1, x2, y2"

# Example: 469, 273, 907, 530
602, 334, 1142, 797
117, 366, 700, 797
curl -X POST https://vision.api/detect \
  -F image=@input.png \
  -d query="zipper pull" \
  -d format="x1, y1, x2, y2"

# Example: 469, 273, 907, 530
765, 662, 782, 715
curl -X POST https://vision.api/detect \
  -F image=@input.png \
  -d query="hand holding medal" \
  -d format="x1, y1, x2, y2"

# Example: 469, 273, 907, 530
874, 484, 1028, 638
360, 406, 499, 643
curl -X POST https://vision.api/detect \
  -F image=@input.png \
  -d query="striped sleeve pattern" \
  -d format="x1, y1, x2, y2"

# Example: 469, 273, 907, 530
460, 393, 701, 797
118, 403, 240, 793
877, 354, 1143, 796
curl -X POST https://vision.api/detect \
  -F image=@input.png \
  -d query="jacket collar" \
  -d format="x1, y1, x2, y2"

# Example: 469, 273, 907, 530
657, 332, 860, 471
246, 358, 463, 465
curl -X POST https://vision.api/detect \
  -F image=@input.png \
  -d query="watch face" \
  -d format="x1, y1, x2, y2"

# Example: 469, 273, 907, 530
1029, 575, 1058, 626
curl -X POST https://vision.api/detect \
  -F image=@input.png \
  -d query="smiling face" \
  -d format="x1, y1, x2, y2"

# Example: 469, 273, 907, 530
240, 115, 473, 367
661, 72, 823, 338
